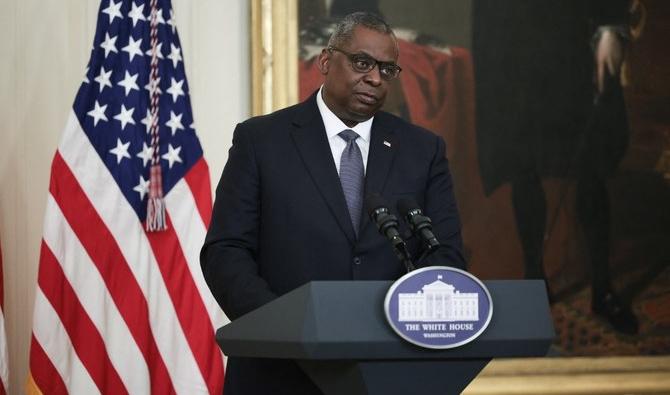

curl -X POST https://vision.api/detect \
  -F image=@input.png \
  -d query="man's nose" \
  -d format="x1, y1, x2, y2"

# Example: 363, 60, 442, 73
363, 65, 383, 86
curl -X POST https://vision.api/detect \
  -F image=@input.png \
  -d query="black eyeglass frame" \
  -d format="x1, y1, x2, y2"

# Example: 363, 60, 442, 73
328, 46, 402, 80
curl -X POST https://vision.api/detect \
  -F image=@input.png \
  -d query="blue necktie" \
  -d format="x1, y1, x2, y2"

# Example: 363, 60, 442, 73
338, 129, 364, 236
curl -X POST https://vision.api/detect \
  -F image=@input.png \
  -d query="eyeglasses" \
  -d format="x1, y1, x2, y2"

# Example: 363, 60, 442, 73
328, 46, 402, 80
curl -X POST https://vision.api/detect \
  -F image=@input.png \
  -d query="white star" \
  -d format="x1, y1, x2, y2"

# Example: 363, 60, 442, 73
133, 175, 150, 200
136, 142, 154, 167
99, 33, 118, 58
167, 9, 177, 33
144, 77, 162, 96
109, 138, 131, 164
127, 2, 146, 27
167, 43, 182, 68
162, 144, 183, 168
94, 66, 113, 93
141, 109, 154, 132
122, 36, 143, 62
150, 8, 166, 24
83, 66, 90, 84
166, 77, 185, 103
113, 104, 136, 131
102, 0, 123, 24
87, 101, 108, 126
165, 111, 184, 136
117, 71, 139, 96
145, 42, 164, 59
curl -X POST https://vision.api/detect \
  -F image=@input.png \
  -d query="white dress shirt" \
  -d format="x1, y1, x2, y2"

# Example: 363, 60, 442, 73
316, 86, 372, 175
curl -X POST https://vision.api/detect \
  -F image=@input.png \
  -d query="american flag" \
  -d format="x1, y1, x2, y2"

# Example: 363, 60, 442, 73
28, 0, 225, 393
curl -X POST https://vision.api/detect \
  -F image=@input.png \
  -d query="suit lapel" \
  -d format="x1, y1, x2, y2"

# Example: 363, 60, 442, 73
360, 114, 398, 234
290, 95, 357, 244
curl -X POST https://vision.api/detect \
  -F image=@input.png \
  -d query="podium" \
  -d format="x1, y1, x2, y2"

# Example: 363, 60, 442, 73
216, 280, 554, 395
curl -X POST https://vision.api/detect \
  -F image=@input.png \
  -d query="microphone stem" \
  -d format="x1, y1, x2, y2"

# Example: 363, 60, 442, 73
402, 256, 416, 273
393, 242, 415, 272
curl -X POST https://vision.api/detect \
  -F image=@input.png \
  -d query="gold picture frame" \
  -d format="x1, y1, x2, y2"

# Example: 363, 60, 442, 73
250, 0, 299, 116
249, 1, 670, 393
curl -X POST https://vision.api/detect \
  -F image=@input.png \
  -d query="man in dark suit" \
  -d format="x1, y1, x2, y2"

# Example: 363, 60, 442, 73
473, 1, 637, 334
201, 12, 465, 395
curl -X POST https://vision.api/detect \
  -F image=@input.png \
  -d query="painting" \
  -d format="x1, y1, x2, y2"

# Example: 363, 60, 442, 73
251, 0, 670, 390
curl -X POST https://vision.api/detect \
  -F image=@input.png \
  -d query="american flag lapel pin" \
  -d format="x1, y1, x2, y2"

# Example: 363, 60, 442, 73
383, 140, 391, 148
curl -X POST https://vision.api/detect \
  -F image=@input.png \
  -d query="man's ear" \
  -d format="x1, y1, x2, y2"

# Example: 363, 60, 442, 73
317, 49, 330, 75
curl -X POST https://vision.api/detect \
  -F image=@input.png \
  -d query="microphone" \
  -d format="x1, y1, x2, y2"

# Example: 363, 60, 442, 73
397, 198, 441, 251
365, 194, 404, 249
365, 194, 415, 272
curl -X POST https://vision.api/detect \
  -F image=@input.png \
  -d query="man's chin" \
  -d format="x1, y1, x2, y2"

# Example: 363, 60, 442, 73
348, 105, 381, 122
340, 113, 372, 127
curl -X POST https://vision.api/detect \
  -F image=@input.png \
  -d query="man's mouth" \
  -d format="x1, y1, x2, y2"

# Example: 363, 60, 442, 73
355, 92, 379, 105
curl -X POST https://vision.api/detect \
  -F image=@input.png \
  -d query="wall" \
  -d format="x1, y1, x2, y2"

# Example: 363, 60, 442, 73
0, 0, 249, 392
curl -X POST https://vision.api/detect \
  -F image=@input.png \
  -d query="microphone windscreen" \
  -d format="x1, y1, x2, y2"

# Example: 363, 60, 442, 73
397, 197, 419, 218
364, 193, 387, 216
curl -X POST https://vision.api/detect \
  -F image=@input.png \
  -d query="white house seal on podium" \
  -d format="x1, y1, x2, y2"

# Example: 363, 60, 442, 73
384, 266, 493, 349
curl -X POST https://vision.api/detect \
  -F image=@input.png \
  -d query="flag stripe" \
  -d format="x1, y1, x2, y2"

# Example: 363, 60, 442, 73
167, 166, 227, 390
183, 157, 213, 228
32, 289, 99, 394
58, 112, 208, 393
38, 242, 128, 394
28, 335, 67, 395
166, 171, 226, 328
146, 213, 223, 394
42, 195, 151, 393
50, 149, 177, 394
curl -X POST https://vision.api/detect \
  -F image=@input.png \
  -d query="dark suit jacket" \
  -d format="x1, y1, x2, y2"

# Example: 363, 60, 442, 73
201, 92, 465, 394
473, 0, 630, 194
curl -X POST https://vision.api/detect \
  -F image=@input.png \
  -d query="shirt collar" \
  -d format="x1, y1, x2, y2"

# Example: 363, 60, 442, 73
316, 85, 372, 142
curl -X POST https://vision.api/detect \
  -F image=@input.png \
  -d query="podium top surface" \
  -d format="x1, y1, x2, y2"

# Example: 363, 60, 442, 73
217, 280, 555, 360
